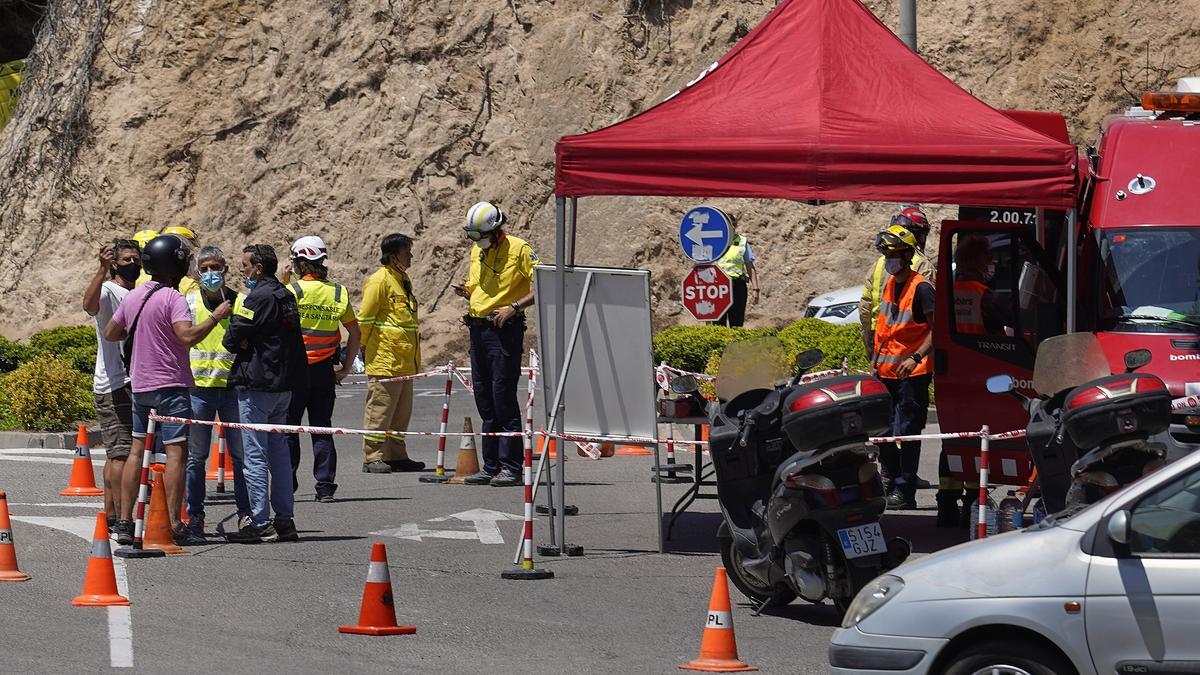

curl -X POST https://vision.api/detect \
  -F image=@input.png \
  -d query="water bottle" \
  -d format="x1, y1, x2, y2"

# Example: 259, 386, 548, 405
968, 493, 999, 540
997, 491, 1023, 533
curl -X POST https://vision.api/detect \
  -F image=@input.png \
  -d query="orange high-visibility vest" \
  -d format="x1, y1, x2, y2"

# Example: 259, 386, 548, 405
953, 280, 989, 335
874, 272, 932, 378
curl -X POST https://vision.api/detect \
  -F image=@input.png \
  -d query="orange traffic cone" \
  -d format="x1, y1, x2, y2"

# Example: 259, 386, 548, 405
339, 542, 416, 636
205, 427, 236, 480
73, 511, 129, 605
679, 568, 757, 672
61, 425, 103, 497
446, 418, 482, 485
0, 491, 30, 582
535, 430, 557, 460
617, 443, 653, 456
141, 471, 187, 555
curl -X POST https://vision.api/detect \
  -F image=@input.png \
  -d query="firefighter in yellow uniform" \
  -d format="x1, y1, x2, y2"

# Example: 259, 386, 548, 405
713, 214, 759, 328
183, 245, 250, 537
452, 201, 536, 487
359, 233, 423, 474
859, 207, 934, 358
285, 236, 360, 499
872, 224, 934, 511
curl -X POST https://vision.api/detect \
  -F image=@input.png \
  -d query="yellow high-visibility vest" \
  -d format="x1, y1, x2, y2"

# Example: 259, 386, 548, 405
186, 290, 241, 388
288, 278, 351, 364
716, 236, 751, 280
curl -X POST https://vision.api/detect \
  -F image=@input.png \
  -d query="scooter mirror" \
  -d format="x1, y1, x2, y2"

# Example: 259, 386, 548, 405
795, 349, 824, 371
670, 375, 701, 395
1124, 349, 1152, 372
985, 374, 1016, 394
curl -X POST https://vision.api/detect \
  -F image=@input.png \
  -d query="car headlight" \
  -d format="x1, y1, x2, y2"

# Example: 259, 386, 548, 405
841, 574, 905, 628
823, 302, 857, 319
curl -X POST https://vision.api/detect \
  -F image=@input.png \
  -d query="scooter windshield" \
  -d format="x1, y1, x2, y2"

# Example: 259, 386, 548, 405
1031, 333, 1111, 396
715, 336, 792, 401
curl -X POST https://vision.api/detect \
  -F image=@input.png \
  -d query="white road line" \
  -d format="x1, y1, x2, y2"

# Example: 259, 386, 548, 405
10, 502, 105, 508
11, 515, 134, 669
0, 456, 78, 465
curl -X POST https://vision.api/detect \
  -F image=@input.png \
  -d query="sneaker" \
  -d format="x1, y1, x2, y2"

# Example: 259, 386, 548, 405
885, 488, 918, 510
274, 520, 300, 542
489, 468, 521, 487
462, 471, 496, 485
172, 527, 208, 547
362, 460, 393, 474
913, 476, 934, 490
114, 520, 134, 545
238, 514, 253, 530
107, 515, 117, 535
386, 458, 426, 472
187, 519, 205, 536
227, 523, 280, 544
315, 494, 336, 503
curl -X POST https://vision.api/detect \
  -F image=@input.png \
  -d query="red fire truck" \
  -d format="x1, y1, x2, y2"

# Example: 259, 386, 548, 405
934, 79, 1200, 482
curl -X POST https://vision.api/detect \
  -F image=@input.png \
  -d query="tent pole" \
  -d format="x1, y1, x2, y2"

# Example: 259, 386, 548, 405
567, 197, 578, 265
899, 0, 917, 51
554, 196, 569, 552
1066, 208, 1078, 333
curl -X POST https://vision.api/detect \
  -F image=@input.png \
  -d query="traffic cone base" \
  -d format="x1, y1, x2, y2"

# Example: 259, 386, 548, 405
0, 491, 30, 582
679, 568, 757, 672
73, 511, 129, 606
339, 543, 416, 636
61, 424, 103, 496
446, 417, 481, 484
617, 444, 653, 456
501, 567, 554, 580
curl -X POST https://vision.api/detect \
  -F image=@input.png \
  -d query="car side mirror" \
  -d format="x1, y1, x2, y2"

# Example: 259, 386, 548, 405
1124, 349, 1152, 373
795, 349, 824, 371
670, 375, 700, 395
1107, 510, 1131, 545
986, 374, 1015, 394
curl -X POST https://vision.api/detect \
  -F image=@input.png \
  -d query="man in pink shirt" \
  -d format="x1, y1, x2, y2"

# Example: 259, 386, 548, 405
106, 235, 230, 546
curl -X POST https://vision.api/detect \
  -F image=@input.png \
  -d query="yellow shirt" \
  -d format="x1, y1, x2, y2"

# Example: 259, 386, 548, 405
137, 272, 198, 296
358, 266, 420, 376
465, 234, 537, 318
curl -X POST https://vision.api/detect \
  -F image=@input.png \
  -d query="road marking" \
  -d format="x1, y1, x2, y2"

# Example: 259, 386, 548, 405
372, 509, 523, 545
10, 502, 105, 508
11, 516, 134, 668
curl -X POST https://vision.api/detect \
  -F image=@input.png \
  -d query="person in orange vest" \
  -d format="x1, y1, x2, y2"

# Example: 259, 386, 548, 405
952, 234, 1011, 336
872, 224, 934, 510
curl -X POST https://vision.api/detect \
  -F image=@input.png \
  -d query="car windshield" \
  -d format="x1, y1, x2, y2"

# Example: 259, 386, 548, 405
1098, 227, 1200, 333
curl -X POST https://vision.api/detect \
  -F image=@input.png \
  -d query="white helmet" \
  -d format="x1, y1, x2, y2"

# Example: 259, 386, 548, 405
464, 201, 505, 241
290, 235, 328, 261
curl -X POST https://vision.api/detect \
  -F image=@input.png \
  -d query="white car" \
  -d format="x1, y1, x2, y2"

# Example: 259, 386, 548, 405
805, 286, 862, 325
830, 447, 1200, 675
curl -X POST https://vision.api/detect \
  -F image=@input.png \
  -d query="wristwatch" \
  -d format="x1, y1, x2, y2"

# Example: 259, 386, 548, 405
510, 301, 521, 311
908, 353, 924, 364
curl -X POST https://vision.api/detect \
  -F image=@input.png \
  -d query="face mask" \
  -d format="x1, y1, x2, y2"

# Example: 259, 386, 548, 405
200, 270, 225, 292
244, 277, 258, 290
985, 263, 996, 281
115, 263, 141, 283
884, 258, 904, 275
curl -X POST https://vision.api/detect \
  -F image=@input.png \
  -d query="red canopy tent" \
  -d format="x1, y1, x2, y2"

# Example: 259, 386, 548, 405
555, 0, 1078, 208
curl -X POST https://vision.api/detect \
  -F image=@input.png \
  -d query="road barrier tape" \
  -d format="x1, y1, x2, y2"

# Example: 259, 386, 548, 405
150, 415, 528, 438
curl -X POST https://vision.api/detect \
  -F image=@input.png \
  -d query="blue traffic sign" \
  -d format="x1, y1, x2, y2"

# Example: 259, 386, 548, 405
678, 206, 732, 263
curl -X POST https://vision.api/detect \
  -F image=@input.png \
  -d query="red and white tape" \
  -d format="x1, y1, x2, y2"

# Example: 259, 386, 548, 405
150, 414, 528, 439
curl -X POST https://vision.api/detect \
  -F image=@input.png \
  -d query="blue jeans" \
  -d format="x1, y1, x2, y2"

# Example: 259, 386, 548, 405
186, 387, 250, 524
238, 390, 293, 528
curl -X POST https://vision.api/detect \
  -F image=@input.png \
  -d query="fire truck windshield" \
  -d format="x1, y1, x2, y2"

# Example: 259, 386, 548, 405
1098, 227, 1200, 332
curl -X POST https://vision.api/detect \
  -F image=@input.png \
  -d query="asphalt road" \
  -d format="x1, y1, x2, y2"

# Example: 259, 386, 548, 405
0, 376, 968, 673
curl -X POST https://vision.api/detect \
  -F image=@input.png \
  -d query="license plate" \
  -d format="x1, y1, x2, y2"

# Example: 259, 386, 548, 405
837, 522, 885, 560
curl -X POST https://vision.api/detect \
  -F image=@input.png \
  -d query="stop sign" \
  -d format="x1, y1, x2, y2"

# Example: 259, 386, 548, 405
681, 264, 733, 322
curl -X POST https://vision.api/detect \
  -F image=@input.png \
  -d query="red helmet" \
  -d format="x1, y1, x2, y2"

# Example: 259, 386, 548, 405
892, 206, 930, 234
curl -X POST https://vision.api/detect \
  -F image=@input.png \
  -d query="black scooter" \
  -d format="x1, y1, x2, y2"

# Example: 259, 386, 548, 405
987, 339, 1171, 514
673, 348, 910, 617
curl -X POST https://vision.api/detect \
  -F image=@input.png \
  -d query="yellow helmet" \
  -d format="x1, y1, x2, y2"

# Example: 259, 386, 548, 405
132, 229, 158, 249
161, 225, 198, 244
875, 224, 918, 257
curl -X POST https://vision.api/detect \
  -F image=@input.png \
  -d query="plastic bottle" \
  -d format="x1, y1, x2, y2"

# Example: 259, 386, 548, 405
997, 491, 1023, 533
968, 493, 998, 540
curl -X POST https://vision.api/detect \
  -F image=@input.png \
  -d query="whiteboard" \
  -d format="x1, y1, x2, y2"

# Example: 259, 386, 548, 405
534, 265, 656, 440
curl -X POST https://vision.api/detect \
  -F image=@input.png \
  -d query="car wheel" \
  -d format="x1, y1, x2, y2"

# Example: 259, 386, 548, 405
719, 538, 796, 607
941, 639, 1074, 675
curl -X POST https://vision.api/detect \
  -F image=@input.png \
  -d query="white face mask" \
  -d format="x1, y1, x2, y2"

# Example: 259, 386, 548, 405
985, 263, 996, 281
884, 258, 905, 275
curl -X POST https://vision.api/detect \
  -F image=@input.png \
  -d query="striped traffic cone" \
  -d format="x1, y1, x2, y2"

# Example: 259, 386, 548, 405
339, 543, 416, 636
73, 511, 129, 606
679, 568, 757, 672
0, 491, 31, 581
61, 424, 103, 497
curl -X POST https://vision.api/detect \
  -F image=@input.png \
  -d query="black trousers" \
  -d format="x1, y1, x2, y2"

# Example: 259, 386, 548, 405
287, 357, 338, 497
468, 317, 525, 475
878, 374, 931, 487
718, 278, 749, 327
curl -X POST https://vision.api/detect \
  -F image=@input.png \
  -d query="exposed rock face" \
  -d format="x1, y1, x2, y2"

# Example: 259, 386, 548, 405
0, 0, 1196, 360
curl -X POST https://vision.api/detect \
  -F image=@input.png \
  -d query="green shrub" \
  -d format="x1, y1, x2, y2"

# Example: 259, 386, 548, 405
3, 355, 94, 431
653, 325, 740, 374
29, 326, 96, 373
0, 336, 31, 373
777, 318, 837, 358
815, 324, 872, 373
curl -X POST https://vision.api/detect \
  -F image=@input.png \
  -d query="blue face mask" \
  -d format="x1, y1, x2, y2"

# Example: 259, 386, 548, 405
244, 277, 258, 290
200, 270, 224, 292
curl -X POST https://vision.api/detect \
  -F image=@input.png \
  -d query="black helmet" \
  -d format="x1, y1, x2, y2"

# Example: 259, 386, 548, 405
141, 235, 191, 280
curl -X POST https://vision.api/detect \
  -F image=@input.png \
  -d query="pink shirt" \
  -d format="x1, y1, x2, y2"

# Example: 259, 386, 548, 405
110, 282, 195, 393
